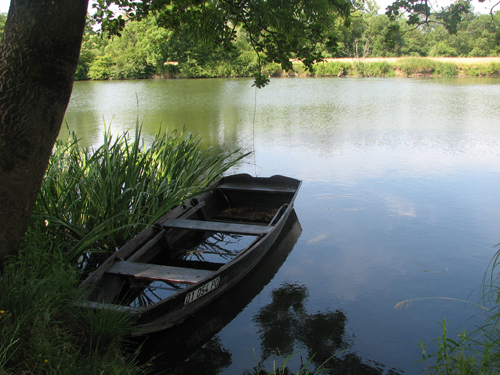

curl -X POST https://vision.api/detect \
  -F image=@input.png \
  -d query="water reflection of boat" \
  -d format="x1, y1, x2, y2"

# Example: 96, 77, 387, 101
136, 209, 302, 371
79, 174, 301, 336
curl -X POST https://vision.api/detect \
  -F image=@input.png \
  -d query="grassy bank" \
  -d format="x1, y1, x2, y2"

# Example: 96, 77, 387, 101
257, 57, 500, 78
0, 251, 143, 375
0, 126, 247, 374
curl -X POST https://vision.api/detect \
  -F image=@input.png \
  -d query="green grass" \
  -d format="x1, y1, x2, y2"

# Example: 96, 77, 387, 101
178, 57, 500, 79
363, 61, 394, 77
312, 61, 352, 77
418, 320, 496, 375
433, 62, 459, 77
0, 250, 142, 375
296, 58, 500, 78
399, 57, 436, 76
461, 62, 500, 77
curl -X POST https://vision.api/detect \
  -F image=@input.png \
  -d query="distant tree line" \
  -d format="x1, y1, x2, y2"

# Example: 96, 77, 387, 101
75, 15, 261, 80
3, 4, 497, 81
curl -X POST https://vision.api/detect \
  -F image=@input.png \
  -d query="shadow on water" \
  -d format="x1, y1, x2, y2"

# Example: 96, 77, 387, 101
134, 210, 402, 375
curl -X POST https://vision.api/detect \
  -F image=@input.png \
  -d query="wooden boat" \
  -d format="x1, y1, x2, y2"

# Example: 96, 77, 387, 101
79, 174, 301, 336
135, 210, 302, 369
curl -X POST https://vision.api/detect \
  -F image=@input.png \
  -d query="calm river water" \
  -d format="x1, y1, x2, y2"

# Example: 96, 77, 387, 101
65, 77, 500, 374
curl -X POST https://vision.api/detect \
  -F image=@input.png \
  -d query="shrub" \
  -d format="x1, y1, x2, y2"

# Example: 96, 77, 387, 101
312, 61, 350, 77
434, 62, 458, 77
428, 42, 458, 57
261, 62, 283, 77
399, 57, 436, 75
88, 55, 114, 80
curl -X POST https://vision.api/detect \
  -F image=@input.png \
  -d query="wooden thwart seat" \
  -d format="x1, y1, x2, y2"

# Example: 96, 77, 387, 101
106, 261, 214, 284
76, 300, 143, 313
160, 219, 272, 235
218, 183, 295, 194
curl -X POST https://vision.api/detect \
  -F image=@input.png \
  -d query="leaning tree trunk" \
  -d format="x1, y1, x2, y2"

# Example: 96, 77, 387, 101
0, 0, 88, 266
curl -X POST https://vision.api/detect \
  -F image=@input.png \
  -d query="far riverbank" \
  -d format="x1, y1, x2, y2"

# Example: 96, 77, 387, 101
277, 56, 500, 78
323, 57, 500, 64
79, 56, 500, 82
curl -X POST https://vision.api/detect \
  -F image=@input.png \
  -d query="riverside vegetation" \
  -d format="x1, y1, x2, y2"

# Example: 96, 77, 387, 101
71, 6, 500, 80
0, 126, 247, 374
0, 125, 337, 374
1, 6, 500, 81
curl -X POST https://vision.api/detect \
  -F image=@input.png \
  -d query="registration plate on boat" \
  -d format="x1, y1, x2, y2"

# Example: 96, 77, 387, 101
184, 276, 221, 305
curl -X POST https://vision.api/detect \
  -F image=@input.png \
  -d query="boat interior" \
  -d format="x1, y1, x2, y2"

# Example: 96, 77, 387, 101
87, 181, 297, 308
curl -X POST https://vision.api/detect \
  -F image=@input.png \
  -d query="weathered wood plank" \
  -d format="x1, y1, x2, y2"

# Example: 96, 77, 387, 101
218, 184, 296, 194
127, 202, 208, 263
106, 261, 214, 284
160, 219, 272, 235
126, 231, 165, 263
178, 200, 206, 219
75, 300, 142, 313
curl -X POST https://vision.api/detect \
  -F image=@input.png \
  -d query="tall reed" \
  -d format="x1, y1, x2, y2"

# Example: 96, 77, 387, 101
461, 62, 500, 77
312, 61, 351, 77
399, 57, 436, 76
23, 126, 248, 274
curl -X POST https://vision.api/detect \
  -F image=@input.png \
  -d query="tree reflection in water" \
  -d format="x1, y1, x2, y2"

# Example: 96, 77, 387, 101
250, 282, 401, 375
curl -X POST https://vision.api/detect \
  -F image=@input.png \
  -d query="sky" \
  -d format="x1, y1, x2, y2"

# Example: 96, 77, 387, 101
0, 0, 493, 17
376, 0, 494, 13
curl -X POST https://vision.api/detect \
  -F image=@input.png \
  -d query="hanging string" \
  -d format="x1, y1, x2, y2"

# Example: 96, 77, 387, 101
252, 85, 257, 177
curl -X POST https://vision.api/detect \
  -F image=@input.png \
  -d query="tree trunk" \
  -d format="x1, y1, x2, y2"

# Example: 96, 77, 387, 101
0, 0, 88, 265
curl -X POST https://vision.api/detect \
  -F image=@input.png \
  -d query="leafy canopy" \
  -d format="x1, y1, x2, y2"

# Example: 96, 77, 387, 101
91, 0, 354, 87
386, 0, 477, 32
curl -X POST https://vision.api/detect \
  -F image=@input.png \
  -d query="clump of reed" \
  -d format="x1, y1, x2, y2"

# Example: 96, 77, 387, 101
417, 320, 497, 374
308, 57, 500, 78
398, 57, 437, 76
433, 62, 459, 77
461, 62, 500, 76
23, 125, 247, 274
362, 61, 395, 77
311, 60, 396, 77
313, 61, 352, 77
